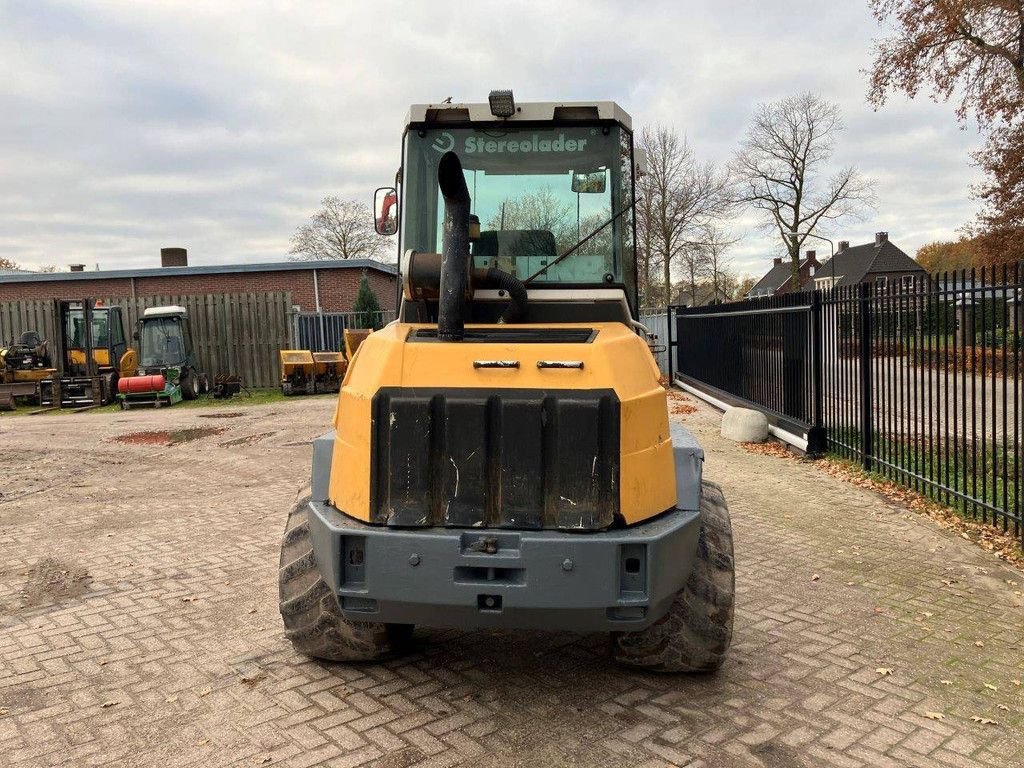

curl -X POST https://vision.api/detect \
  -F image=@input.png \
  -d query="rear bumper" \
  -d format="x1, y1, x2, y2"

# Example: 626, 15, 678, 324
305, 500, 701, 632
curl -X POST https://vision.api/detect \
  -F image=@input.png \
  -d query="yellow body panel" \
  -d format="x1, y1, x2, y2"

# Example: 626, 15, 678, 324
1, 368, 55, 384
328, 321, 676, 526
280, 349, 316, 378
119, 349, 138, 378
69, 349, 111, 369
280, 350, 348, 380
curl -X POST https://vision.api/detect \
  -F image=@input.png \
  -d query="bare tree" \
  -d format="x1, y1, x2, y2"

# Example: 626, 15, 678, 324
732, 93, 874, 289
634, 167, 662, 306
289, 197, 389, 261
637, 127, 733, 306
486, 187, 575, 249
676, 244, 709, 306
701, 225, 739, 304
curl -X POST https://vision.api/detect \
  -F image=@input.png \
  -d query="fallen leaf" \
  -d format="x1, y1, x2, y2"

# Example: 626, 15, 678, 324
101, 700, 118, 708
197, 738, 209, 746
975, 641, 985, 648
0, 707, 9, 716
98, 660, 108, 667
846, 581, 856, 586
247, 608, 258, 614
998, 705, 1009, 711
876, 668, 894, 676
182, 597, 198, 603
922, 612, 934, 618
970, 716, 999, 725
165, 696, 178, 703
941, 680, 953, 685
197, 687, 212, 697
924, 711, 945, 720
1012, 680, 1021, 687
259, 757, 272, 765
240, 673, 262, 685
985, 683, 998, 692
811, 574, 820, 582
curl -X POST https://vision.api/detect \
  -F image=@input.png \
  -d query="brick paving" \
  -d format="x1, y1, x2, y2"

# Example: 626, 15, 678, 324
0, 396, 1022, 767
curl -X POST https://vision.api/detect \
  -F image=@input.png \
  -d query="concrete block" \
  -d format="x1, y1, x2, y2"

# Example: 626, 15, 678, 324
721, 406, 769, 443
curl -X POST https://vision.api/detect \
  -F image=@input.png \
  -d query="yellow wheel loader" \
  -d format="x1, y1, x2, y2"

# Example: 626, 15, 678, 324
279, 93, 734, 672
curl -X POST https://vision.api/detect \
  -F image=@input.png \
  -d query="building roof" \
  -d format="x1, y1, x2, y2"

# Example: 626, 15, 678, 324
810, 239, 923, 288
0, 258, 397, 285
748, 258, 812, 296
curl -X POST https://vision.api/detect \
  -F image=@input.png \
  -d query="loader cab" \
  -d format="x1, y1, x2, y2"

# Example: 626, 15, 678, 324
65, 305, 128, 372
390, 99, 640, 325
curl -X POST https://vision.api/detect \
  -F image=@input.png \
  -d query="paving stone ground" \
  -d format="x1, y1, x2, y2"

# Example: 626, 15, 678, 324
0, 394, 1022, 768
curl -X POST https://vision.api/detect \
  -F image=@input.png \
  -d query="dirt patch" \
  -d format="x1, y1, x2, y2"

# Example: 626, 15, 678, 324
115, 427, 225, 446
198, 412, 244, 419
220, 432, 275, 447
18, 558, 90, 609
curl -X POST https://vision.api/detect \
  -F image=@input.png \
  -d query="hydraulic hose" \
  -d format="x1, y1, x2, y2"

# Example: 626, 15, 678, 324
485, 268, 528, 324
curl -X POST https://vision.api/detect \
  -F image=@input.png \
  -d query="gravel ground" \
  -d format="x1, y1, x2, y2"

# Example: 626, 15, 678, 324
0, 394, 1022, 767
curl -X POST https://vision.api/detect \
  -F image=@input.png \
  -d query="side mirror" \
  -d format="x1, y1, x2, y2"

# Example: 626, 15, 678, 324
571, 169, 607, 194
374, 187, 398, 236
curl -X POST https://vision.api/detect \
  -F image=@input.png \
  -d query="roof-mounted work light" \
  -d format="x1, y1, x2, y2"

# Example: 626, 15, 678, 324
488, 89, 516, 118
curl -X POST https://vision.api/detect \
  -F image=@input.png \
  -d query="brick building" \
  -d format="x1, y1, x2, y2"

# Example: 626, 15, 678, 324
0, 252, 398, 312
804, 232, 926, 290
747, 250, 821, 298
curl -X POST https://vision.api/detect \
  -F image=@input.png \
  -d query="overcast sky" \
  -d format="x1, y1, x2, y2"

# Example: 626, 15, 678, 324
1, 0, 985, 279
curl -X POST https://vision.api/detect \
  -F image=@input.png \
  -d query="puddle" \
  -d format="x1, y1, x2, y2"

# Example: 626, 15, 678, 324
198, 412, 244, 419
115, 427, 225, 446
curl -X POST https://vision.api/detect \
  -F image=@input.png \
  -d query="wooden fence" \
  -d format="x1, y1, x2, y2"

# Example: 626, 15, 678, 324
0, 292, 293, 389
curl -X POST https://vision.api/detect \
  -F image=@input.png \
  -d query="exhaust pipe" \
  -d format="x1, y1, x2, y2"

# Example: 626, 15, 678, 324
437, 152, 470, 341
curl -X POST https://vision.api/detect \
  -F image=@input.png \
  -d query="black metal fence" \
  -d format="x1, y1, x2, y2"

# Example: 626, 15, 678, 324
290, 310, 396, 352
671, 263, 1022, 542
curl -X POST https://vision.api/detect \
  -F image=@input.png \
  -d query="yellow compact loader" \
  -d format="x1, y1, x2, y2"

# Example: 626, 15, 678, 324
279, 93, 734, 672
279, 329, 371, 395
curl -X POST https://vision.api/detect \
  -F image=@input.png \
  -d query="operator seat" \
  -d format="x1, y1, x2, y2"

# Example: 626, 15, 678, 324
165, 336, 184, 362
474, 229, 557, 276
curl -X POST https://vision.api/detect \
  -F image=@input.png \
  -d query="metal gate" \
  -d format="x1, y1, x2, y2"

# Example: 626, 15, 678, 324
291, 310, 396, 351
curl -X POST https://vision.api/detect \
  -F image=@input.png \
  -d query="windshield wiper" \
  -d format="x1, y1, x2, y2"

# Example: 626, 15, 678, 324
523, 198, 637, 284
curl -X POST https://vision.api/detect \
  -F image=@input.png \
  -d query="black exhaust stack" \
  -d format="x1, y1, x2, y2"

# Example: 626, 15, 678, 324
437, 152, 470, 341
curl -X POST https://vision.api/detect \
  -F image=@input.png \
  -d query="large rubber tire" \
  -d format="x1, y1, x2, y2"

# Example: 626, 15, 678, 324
181, 371, 198, 400
611, 481, 735, 673
278, 494, 413, 661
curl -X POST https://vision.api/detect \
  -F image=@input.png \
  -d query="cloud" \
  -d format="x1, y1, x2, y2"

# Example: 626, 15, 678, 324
0, 0, 985, 278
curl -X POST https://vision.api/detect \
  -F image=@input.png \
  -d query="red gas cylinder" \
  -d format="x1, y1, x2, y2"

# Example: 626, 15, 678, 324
118, 374, 166, 394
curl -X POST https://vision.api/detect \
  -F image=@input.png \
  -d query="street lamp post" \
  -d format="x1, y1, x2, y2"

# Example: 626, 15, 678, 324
788, 231, 836, 289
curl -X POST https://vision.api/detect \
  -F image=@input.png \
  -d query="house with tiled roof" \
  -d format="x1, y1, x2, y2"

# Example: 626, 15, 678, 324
804, 232, 926, 290
746, 251, 820, 298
